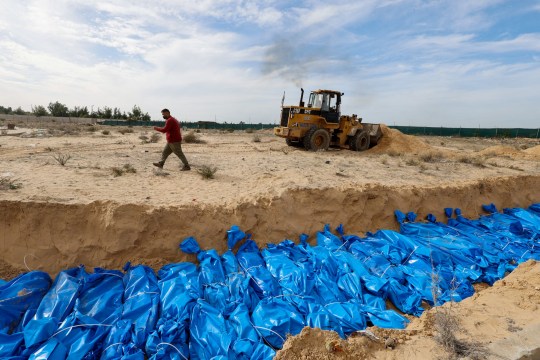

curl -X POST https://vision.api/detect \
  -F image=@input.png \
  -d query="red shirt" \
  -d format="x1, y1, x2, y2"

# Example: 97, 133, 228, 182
154, 116, 182, 143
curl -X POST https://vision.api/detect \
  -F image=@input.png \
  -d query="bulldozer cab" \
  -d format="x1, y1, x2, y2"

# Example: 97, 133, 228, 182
307, 90, 341, 123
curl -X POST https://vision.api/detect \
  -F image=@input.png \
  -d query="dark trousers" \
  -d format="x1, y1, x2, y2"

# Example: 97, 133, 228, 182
159, 142, 189, 167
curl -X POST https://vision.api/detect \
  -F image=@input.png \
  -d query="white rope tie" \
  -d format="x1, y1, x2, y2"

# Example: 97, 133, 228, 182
156, 342, 188, 360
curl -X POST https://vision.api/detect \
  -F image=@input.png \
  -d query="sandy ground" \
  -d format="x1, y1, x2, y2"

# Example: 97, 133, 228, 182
0, 124, 538, 207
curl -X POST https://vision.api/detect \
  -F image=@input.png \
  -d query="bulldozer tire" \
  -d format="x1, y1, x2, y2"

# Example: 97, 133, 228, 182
304, 128, 330, 151
350, 131, 370, 151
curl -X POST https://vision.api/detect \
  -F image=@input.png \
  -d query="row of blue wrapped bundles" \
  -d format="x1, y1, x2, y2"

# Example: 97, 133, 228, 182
0, 203, 538, 359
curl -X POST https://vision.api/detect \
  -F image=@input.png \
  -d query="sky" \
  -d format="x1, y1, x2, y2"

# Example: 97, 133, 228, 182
0, 0, 539, 127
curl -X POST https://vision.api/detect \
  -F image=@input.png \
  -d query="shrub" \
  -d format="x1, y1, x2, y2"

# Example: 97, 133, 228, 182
102, 130, 110, 135
434, 308, 487, 359
123, 163, 136, 173
7, 123, 15, 130
246, 128, 254, 134
420, 151, 444, 163
139, 134, 149, 143
458, 156, 486, 168
252, 134, 261, 143
149, 133, 161, 143
183, 131, 206, 144
197, 165, 218, 179
118, 128, 134, 134
112, 163, 137, 176
53, 153, 71, 166
0, 177, 22, 190
111, 167, 124, 177
405, 158, 420, 166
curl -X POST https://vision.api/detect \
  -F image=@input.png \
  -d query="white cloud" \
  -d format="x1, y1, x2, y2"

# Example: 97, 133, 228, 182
0, 0, 539, 127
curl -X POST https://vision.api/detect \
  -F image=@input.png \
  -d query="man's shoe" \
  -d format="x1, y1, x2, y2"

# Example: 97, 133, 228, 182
153, 162, 163, 169
180, 165, 191, 171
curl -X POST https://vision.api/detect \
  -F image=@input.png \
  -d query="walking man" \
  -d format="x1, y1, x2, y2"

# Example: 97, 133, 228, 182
153, 108, 191, 171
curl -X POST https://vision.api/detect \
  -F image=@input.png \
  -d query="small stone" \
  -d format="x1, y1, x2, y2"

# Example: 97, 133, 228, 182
385, 337, 396, 349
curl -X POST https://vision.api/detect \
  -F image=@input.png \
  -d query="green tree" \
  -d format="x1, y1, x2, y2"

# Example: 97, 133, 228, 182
128, 105, 143, 121
13, 106, 26, 115
69, 106, 89, 118
102, 106, 113, 119
48, 101, 69, 117
112, 107, 121, 119
0, 106, 13, 114
32, 105, 48, 117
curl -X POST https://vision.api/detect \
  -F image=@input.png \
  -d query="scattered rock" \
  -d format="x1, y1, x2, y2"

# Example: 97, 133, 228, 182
384, 337, 396, 349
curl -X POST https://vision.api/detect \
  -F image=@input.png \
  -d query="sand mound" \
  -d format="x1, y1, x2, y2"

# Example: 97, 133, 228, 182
275, 260, 540, 359
478, 145, 522, 158
275, 327, 384, 360
367, 124, 435, 155
524, 144, 540, 156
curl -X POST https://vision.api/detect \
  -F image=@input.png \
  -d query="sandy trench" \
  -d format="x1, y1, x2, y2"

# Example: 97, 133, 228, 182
1, 121, 540, 358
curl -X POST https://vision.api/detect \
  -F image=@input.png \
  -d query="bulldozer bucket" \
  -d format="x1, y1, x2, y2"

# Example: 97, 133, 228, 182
363, 123, 383, 147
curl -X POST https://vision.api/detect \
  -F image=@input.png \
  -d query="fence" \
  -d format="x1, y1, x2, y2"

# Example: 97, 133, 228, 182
390, 126, 540, 138
0, 114, 98, 124
98, 119, 277, 130
2, 114, 539, 138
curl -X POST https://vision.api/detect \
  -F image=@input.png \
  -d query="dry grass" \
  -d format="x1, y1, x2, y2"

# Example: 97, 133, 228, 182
197, 165, 218, 179
118, 128, 134, 135
52, 153, 72, 166
405, 158, 420, 166
387, 149, 402, 157
252, 134, 261, 143
434, 308, 488, 360
150, 133, 160, 143
0, 177, 22, 190
111, 163, 137, 177
183, 131, 206, 144
245, 128, 254, 134
457, 156, 486, 168
420, 151, 445, 163
139, 133, 161, 144
101, 130, 110, 135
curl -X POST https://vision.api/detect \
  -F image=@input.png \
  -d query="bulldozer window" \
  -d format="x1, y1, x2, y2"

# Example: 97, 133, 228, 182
321, 94, 329, 112
308, 93, 324, 108
329, 96, 337, 112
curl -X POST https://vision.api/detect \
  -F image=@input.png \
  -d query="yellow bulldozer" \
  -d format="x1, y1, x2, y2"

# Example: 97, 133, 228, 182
274, 88, 382, 151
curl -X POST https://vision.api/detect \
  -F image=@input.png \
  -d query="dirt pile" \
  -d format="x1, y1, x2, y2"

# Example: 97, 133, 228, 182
275, 260, 540, 360
367, 124, 436, 155
274, 327, 385, 360
524, 144, 540, 156
479, 145, 523, 158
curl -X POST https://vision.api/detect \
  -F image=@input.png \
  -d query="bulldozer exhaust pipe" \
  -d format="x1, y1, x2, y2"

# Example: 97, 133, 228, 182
299, 88, 304, 107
